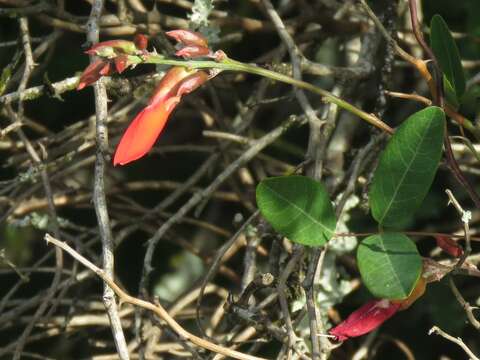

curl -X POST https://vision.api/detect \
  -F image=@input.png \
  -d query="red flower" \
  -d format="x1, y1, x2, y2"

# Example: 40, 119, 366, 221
77, 36, 148, 90
77, 59, 113, 90
165, 30, 208, 48
435, 235, 464, 257
329, 299, 401, 341
76, 31, 217, 164
113, 67, 209, 166
166, 29, 212, 59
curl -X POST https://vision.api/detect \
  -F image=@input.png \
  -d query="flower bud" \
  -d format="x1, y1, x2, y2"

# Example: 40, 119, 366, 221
134, 34, 148, 50
329, 299, 401, 341
175, 45, 211, 59
85, 40, 137, 58
77, 59, 112, 90
166, 29, 208, 48
435, 235, 464, 257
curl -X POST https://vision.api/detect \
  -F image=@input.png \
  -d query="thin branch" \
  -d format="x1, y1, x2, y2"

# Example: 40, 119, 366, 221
261, 0, 325, 179
429, 326, 480, 360
407, 0, 443, 108
196, 210, 260, 338
448, 277, 480, 330
140, 113, 307, 296
359, 0, 480, 139
11, 17, 64, 360
133, 55, 394, 134
303, 248, 323, 360
445, 189, 472, 268
384, 90, 432, 106
277, 246, 304, 358
86, 1, 130, 359
44, 234, 267, 360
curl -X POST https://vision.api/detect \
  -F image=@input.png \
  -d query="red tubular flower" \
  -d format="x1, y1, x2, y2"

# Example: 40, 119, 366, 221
113, 67, 209, 166
435, 235, 464, 257
165, 29, 208, 48
329, 299, 401, 341
330, 276, 428, 342
77, 59, 113, 90
176, 71, 209, 96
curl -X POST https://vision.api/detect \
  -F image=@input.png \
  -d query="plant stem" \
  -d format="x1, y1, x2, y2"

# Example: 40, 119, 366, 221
133, 54, 394, 134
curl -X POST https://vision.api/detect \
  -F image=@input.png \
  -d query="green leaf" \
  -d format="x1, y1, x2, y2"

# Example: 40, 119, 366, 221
369, 106, 445, 228
430, 14, 466, 98
357, 233, 422, 299
256, 175, 336, 246
443, 76, 459, 110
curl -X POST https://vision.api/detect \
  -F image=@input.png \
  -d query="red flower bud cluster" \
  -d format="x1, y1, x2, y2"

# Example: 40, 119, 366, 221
77, 34, 148, 90
165, 30, 211, 59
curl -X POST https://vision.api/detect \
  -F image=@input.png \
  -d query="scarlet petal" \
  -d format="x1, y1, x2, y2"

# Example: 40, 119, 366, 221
99, 61, 112, 76
77, 59, 111, 90
165, 30, 208, 48
176, 71, 209, 96
113, 66, 210, 165
113, 97, 180, 166
114, 55, 128, 73
435, 235, 464, 257
175, 46, 210, 59
148, 67, 193, 106
329, 300, 401, 341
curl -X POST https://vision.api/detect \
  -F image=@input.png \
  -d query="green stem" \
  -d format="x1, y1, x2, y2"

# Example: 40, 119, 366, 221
132, 54, 394, 134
